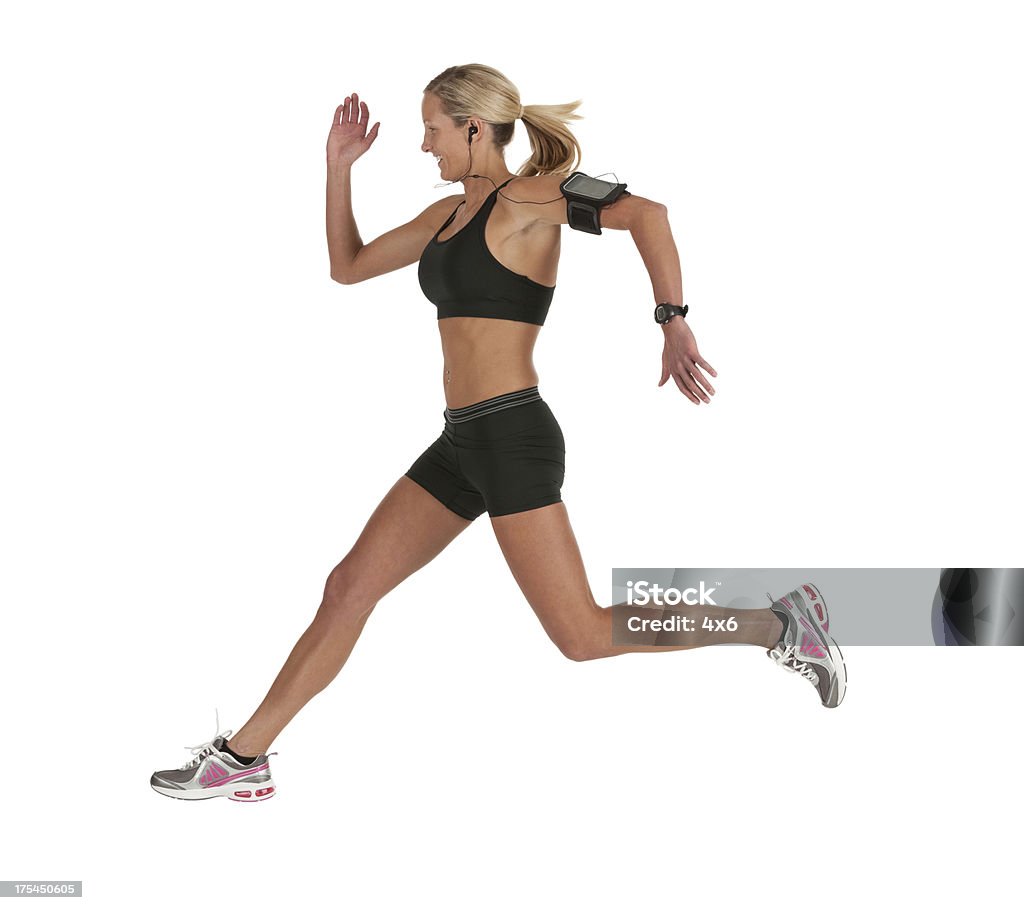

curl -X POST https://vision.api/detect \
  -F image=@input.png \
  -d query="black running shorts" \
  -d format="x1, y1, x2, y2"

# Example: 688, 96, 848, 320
404, 386, 566, 520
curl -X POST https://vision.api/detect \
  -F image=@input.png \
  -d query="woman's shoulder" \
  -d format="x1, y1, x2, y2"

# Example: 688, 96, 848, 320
499, 174, 569, 228
501, 173, 565, 199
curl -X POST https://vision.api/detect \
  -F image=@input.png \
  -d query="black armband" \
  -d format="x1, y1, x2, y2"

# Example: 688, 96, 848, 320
559, 172, 630, 235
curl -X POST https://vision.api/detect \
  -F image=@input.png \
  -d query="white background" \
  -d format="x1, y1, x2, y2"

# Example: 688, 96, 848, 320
2, 0, 1021, 906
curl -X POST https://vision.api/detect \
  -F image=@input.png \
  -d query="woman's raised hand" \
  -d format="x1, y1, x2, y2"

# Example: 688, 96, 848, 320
327, 93, 381, 166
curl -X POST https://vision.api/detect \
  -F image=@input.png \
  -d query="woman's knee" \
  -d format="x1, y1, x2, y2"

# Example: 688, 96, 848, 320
318, 558, 378, 623
546, 600, 608, 661
554, 631, 604, 662
558, 640, 592, 662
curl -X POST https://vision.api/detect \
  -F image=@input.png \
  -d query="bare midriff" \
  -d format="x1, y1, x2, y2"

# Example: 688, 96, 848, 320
439, 317, 542, 409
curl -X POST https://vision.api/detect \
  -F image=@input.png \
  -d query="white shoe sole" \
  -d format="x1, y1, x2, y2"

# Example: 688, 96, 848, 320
150, 778, 277, 801
822, 633, 847, 707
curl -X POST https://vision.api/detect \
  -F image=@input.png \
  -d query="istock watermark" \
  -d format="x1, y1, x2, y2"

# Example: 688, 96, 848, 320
626, 579, 720, 607
611, 576, 749, 646
612, 567, 1024, 645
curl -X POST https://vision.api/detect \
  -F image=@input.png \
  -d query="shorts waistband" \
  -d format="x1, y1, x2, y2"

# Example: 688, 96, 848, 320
444, 386, 541, 424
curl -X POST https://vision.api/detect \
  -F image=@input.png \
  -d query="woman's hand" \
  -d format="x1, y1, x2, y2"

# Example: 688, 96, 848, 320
327, 93, 380, 167
658, 317, 717, 404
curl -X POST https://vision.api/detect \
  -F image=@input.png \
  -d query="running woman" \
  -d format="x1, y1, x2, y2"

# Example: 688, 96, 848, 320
151, 64, 846, 802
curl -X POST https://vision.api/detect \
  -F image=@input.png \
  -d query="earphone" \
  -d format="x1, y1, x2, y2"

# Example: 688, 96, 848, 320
442, 124, 477, 184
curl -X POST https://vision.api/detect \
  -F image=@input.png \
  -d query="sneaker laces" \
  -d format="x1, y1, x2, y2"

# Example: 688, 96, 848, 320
768, 644, 819, 684
178, 707, 233, 771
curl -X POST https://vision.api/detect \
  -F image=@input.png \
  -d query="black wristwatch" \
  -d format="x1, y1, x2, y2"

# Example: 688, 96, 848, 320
654, 303, 688, 325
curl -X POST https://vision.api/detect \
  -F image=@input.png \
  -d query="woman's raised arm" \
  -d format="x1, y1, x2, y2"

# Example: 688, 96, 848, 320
326, 94, 463, 285
328, 171, 463, 285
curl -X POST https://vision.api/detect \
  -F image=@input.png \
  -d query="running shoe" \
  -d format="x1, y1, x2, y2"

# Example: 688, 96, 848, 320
150, 710, 278, 802
766, 583, 847, 708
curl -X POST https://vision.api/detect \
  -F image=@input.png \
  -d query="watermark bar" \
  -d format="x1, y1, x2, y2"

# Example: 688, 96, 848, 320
0, 882, 82, 897
611, 568, 1024, 645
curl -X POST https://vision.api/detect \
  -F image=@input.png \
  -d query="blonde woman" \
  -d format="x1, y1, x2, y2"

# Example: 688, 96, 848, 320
150, 64, 845, 802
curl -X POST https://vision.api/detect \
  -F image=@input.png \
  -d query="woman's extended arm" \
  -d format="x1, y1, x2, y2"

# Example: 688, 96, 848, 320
509, 178, 717, 405
625, 202, 717, 405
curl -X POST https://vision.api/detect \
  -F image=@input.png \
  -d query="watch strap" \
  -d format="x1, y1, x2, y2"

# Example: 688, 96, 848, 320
654, 303, 688, 324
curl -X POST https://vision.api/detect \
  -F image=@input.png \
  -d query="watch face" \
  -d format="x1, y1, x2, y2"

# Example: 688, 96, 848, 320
563, 173, 616, 201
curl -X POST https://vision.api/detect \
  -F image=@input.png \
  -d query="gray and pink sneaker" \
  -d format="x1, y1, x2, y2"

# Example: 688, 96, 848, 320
766, 583, 847, 708
150, 711, 278, 802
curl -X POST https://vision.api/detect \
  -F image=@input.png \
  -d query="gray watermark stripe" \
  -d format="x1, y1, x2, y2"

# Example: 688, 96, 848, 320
611, 568, 1024, 645
0, 882, 82, 897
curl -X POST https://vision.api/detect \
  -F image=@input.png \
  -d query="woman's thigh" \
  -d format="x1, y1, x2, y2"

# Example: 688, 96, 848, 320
489, 502, 602, 657
327, 474, 473, 606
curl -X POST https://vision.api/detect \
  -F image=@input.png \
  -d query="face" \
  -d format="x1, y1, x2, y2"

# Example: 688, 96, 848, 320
421, 92, 472, 178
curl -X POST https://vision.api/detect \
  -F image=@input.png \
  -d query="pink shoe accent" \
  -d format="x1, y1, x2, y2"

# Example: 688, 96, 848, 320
801, 584, 829, 630
799, 636, 826, 659
228, 785, 276, 802
798, 616, 827, 658
199, 762, 229, 787
200, 760, 271, 788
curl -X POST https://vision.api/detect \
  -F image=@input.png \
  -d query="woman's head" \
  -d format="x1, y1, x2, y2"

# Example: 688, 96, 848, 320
421, 63, 582, 178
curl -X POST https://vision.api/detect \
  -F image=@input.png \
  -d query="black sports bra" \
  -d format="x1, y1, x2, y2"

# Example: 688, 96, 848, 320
418, 177, 556, 326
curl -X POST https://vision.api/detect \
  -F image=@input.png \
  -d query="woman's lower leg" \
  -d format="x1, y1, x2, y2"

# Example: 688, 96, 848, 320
565, 603, 783, 661
225, 594, 374, 756
488, 504, 785, 663
221, 475, 474, 756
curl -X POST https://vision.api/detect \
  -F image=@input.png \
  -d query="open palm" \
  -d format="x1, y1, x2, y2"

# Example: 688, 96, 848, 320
327, 92, 380, 166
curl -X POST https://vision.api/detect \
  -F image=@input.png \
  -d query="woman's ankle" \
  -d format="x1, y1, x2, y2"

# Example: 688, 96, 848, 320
225, 736, 262, 757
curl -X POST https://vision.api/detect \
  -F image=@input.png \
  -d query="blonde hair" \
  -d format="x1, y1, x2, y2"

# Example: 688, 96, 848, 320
423, 63, 582, 178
